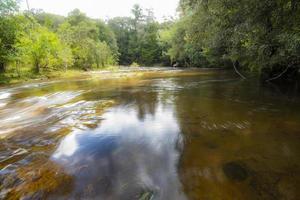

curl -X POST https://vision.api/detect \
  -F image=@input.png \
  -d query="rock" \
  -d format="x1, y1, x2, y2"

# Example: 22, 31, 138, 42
222, 161, 249, 181
21, 191, 45, 200
139, 191, 154, 200
249, 171, 280, 199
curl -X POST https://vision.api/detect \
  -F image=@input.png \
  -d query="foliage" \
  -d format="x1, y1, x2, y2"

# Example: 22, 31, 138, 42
108, 4, 169, 66
130, 62, 140, 67
173, 0, 300, 80
108, 17, 133, 65
96, 20, 119, 59
139, 22, 161, 65
1, 1, 171, 80
0, 0, 19, 72
15, 26, 73, 73
58, 14, 116, 70
0, 1, 118, 80
0, 0, 18, 16
34, 11, 65, 31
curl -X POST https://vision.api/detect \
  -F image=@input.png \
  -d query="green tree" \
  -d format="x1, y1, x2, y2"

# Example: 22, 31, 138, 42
0, 0, 18, 72
15, 26, 72, 73
109, 4, 167, 66
92, 41, 115, 68
0, 0, 18, 15
34, 11, 65, 31
96, 20, 118, 54
175, 0, 300, 81
128, 4, 144, 64
58, 10, 117, 70
139, 22, 161, 65
108, 17, 132, 65
67, 9, 88, 26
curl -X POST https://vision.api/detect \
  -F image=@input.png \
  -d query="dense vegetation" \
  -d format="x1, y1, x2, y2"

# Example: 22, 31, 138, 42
1, 1, 119, 79
0, 0, 299, 84
0, 0, 171, 83
107, 5, 170, 66
167, 0, 300, 82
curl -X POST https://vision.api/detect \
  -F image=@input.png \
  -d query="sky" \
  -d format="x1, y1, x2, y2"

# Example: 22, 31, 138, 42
20, 0, 180, 21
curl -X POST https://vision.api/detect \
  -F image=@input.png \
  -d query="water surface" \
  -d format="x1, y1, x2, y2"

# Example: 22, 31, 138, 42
0, 69, 299, 199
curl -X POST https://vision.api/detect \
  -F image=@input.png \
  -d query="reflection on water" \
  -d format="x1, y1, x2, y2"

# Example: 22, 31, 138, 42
52, 105, 186, 199
0, 69, 299, 200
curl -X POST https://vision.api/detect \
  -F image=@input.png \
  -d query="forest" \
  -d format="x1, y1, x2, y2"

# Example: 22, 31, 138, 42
0, 0, 299, 83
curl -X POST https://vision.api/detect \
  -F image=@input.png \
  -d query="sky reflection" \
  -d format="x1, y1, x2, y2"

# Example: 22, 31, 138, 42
52, 104, 186, 199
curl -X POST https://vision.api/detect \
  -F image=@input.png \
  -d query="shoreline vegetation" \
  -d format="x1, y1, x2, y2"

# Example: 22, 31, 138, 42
1, 0, 299, 87
0, 66, 223, 87
0, 66, 142, 86
0, 66, 118, 85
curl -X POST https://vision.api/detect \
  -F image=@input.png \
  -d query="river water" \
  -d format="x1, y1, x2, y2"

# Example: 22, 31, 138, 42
0, 69, 299, 199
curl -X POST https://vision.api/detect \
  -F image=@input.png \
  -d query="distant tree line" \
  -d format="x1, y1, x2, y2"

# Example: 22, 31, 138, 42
108, 5, 170, 66
1, 0, 299, 82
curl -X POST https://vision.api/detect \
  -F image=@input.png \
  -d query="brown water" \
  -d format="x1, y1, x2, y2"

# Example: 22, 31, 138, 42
0, 69, 299, 200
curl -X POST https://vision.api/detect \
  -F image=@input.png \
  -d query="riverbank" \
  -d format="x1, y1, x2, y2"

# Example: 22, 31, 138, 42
0, 66, 118, 85
0, 66, 220, 87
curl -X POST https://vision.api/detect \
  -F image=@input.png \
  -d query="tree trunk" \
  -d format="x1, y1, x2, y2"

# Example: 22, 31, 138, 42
35, 61, 40, 73
16, 61, 21, 77
232, 60, 246, 79
0, 62, 6, 73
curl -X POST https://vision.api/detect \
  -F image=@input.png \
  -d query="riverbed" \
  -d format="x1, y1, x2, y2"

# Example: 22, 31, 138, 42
0, 69, 299, 199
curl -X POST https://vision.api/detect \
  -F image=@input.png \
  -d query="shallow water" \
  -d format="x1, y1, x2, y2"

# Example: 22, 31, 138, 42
0, 69, 299, 200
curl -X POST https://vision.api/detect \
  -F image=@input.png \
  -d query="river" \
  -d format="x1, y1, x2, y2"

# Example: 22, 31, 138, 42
0, 69, 299, 199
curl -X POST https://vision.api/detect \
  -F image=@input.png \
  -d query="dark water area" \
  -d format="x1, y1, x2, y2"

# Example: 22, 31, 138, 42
0, 69, 299, 199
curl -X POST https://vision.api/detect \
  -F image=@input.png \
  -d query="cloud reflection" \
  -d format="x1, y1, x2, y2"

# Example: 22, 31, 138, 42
52, 104, 186, 200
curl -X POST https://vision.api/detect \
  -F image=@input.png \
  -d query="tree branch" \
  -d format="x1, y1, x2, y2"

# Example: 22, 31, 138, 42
232, 61, 246, 79
26, 0, 30, 11
265, 65, 291, 82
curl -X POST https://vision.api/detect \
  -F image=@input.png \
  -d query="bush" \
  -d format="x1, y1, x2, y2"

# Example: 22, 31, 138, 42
130, 62, 140, 67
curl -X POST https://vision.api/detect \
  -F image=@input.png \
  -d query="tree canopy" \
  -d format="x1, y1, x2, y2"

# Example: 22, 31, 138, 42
168, 0, 300, 81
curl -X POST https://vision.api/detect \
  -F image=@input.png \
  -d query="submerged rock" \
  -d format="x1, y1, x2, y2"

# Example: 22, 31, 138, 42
139, 191, 154, 200
204, 141, 218, 149
222, 161, 249, 181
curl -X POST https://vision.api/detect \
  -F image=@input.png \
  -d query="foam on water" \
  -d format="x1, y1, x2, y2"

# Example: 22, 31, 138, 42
0, 91, 84, 136
0, 92, 10, 100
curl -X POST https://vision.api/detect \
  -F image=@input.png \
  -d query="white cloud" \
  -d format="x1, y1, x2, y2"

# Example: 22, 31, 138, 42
20, 0, 179, 21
